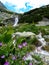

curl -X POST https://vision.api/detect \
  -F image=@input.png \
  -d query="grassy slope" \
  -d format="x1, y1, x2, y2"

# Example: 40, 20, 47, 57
19, 5, 49, 23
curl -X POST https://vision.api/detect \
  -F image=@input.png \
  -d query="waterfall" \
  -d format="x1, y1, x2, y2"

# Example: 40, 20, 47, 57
13, 15, 18, 27
36, 32, 46, 46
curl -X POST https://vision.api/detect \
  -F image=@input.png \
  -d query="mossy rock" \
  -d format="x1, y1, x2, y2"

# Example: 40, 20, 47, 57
42, 45, 49, 52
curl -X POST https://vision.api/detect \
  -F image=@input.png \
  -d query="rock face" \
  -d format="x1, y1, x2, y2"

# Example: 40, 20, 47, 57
36, 18, 49, 26
0, 10, 19, 26
13, 31, 35, 37
0, 1, 20, 26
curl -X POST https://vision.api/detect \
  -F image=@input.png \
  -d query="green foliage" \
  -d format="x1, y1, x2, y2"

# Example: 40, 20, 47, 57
0, 24, 48, 65
38, 26, 49, 35
16, 24, 39, 34
16, 37, 26, 44
32, 55, 41, 61
19, 5, 49, 23
3, 33, 12, 43
0, 26, 13, 43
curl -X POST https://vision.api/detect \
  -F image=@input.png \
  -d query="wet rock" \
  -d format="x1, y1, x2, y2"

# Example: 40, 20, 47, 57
0, 23, 5, 26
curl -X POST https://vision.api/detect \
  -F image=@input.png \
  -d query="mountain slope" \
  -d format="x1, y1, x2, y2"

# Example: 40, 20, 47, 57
0, 1, 18, 15
0, 1, 6, 9
19, 5, 49, 23
0, 1, 21, 26
0, 1, 49, 25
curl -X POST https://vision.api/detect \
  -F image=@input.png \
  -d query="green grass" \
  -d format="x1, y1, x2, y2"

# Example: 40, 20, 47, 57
0, 23, 47, 65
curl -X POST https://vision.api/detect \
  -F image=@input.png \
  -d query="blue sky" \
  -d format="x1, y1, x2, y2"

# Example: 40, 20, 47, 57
0, 0, 49, 13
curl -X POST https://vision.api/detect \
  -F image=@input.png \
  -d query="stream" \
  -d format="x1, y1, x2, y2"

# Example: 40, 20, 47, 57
12, 32, 49, 56
34, 32, 49, 56
12, 17, 49, 62
12, 31, 49, 64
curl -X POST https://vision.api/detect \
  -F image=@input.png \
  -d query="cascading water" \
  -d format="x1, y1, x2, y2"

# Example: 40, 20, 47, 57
34, 32, 49, 56
12, 32, 49, 62
36, 32, 46, 46
13, 15, 18, 27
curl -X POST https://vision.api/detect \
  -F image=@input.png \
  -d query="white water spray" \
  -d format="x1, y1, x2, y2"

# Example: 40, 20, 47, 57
36, 32, 46, 46
13, 16, 18, 27
35, 32, 49, 56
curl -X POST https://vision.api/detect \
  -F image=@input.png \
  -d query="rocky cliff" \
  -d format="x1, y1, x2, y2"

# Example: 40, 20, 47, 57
0, 1, 20, 26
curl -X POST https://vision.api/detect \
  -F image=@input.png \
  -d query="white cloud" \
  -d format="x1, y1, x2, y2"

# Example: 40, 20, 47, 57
0, 0, 49, 13
29, 0, 49, 8
0, 0, 30, 8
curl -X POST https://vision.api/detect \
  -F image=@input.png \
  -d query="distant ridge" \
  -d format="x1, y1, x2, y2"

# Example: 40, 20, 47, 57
0, 1, 6, 9
19, 5, 49, 23
0, 1, 19, 14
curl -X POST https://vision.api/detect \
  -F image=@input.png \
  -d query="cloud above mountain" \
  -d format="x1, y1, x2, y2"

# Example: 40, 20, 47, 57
0, 0, 49, 13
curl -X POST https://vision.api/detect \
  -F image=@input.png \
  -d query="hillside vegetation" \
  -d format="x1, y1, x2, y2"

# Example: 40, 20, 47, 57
19, 5, 49, 23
